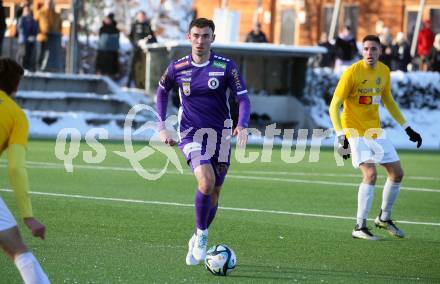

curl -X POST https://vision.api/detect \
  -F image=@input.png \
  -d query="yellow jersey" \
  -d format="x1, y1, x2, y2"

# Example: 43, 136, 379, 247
0, 90, 29, 153
0, 90, 33, 218
330, 60, 406, 138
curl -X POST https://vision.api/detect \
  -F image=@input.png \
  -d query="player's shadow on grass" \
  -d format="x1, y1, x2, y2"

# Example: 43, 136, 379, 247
233, 264, 440, 282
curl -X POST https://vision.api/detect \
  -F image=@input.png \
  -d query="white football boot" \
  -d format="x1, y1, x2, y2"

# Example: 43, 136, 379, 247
192, 229, 208, 262
374, 216, 405, 238
185, 234, 199, 265
352, 224, 380, 241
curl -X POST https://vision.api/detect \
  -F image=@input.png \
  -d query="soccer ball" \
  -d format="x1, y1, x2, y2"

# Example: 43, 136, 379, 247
204, 244, 236, 276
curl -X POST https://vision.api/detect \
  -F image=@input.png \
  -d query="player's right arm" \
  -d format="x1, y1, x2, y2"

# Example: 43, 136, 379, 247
329, 69, 353, 159
329, 70, 353, 136
156, 63, 177, 146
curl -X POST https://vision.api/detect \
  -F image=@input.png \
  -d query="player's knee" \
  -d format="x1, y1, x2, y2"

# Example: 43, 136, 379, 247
198, 176, 215, 194
391, 168, 404, 182
363, 168, 377, 183
0, 230, 28, 260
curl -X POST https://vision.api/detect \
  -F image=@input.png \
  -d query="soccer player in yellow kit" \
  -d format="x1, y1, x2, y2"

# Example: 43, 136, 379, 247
0, 58, 50, 283
329, 35, 422, 240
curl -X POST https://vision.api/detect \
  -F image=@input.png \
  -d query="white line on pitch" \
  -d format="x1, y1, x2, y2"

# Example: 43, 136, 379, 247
1, 188, 439, 227
17, 160, 440, 181
1, 161, 438, 193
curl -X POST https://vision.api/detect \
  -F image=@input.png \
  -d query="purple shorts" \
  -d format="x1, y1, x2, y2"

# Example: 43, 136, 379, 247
179, 134, 231, 187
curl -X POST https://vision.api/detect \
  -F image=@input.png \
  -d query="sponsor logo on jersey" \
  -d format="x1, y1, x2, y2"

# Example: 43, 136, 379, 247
362, 79, 368, 84
209, 71, 225, 76
178, 70, 192, 75
357, 87, 383, 94
175, 61, 190, 69
181, 77, 191, 82
359, 96, 372, 105
182, 82, 191, 96
359, 95, 381, 105
208, 78, 220, 89
231, 68, 242, 90
213, 60, 227, 69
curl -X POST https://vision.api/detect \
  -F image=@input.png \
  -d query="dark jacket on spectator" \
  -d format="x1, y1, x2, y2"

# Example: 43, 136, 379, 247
318, 40, 335, 67
17, 15, 38, 44
245, 31, 268, 43
98, 22, 120, 51
0, 1, 6, 31
129, 20, 156, 46
379, 43, 393, 68
96, 19, 120, 76
427, 46, 440, 72
335, 35, 358, 61
391, 42, 411, 71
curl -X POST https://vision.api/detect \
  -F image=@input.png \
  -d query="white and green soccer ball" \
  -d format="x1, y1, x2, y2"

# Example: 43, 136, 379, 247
204, 244, 236, 276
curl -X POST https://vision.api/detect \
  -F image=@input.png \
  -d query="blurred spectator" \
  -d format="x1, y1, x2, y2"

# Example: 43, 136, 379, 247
334, 25, 358, 70
0, 0, 6, 56
391, 32, 411, 72
245, 22, 268, 43
15, 0, 31, 24
417, 20, 434, 70
16, 5, 37, 70
375, 20, 385, 36
95, 13, 120, 78
317, 32, 335, 68
36, 0, 62, 72
379, 27, 393, 68
427, 33, 440, 72
126, 10, 156, 88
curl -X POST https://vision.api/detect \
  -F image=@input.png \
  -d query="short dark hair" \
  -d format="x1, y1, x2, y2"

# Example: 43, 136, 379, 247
188, 18, 215, 33
0, 58, 24, 95
362, 35, 381, 45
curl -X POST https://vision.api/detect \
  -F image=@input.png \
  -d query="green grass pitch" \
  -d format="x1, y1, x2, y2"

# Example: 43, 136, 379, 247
1, 140, 439, 283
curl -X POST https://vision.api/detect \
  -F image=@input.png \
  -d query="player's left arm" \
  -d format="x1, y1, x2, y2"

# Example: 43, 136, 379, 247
228, 62, 251, 146
8, 144, 33, 219
8, 144, 46, 239
8, 112, 46, 239
382, 75, 422, 148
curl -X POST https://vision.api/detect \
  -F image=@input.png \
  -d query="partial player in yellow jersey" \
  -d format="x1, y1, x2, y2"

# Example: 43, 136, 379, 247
0, 58, 50, 283
329, 35, 422, 241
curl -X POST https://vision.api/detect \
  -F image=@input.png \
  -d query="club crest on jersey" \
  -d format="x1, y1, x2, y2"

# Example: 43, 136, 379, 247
182, 82, 191, 96
376, 77, 381, 85
208, 78, 219, 89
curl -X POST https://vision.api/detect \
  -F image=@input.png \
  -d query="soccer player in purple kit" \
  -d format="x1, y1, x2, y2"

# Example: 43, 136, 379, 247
156, 18, 250, 265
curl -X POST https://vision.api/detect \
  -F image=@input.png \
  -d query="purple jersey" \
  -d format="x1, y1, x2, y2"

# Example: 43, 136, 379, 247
158, 52, 249, 135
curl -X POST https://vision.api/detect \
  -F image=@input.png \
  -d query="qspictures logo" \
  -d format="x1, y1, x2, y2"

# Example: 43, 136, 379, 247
54, 105, 385, 180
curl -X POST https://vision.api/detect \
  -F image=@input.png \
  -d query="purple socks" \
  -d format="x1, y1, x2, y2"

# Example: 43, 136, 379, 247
207, 204, 218, 228
195, 190, 212, 230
